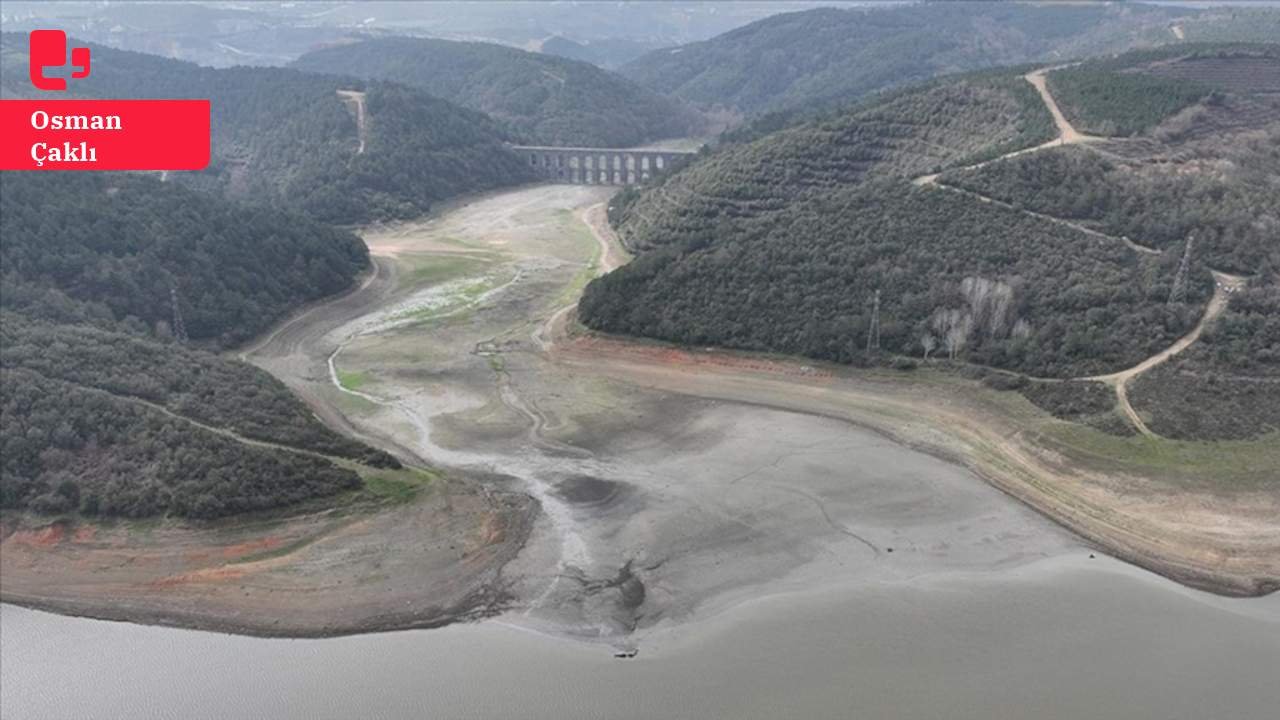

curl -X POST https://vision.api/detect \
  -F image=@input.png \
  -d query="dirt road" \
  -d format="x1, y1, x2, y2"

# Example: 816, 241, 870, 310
1087, 271, 1248, 436
913, 64, 1099, 190
337, 90, 368, 155
1024, 66, 1101, 146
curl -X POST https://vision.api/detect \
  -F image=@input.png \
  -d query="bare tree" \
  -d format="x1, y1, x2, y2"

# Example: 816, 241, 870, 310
945, 312, 974, 360
920, 333, 937, 360
931, 307, 974, 361
961, 276, 1015, 339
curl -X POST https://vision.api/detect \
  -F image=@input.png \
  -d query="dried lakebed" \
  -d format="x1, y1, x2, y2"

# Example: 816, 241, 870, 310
245, 184, 1089, 640
3, 184, 1275, 649
4, 183, 1279, 718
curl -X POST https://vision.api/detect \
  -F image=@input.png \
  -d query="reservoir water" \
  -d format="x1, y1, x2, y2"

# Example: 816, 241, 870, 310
4, 555, 1278, 720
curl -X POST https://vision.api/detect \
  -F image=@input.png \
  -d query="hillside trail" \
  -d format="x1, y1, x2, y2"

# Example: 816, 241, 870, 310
1085, 271, 1248, 437
23, 369, 365, 467
912, 64, 1103, 188
1023, 65, 1103, 146
912, 64, 1249, 436
337, 90, 368, 155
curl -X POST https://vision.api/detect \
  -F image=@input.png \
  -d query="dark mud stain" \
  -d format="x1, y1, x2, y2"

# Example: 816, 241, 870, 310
554, 475, 629, 507
566, 394, 727, 456
574, 560, 648, 632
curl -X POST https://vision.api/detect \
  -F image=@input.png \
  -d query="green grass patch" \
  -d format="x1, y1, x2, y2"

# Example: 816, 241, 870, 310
337, 369, 369, 391
1041, 422, 1280, 489
402, 253, 495, 287
393, 269, 515, 326
229, 532, 329, 565
329, 385, 380, 414
545, 211, 604, 309
356, 466, 437, 505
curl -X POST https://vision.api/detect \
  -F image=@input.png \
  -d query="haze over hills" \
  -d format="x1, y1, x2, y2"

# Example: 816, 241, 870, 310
618, 2, 1280, 118
584, 44, 1279, 440
0, 1, 861, 69
0, 34, 534, 224
292, 36, 706, 147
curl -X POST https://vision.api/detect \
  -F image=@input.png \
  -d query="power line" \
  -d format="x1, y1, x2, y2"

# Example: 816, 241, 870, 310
1169, 234, 1194, 306
170, 282, 188, 342
866, 289, 881, 352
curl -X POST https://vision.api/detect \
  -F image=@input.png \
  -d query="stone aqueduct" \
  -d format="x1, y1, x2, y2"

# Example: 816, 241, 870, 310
511, 145, 697, 186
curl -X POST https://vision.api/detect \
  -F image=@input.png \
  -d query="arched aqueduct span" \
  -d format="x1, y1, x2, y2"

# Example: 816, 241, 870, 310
511, 145, 697, 186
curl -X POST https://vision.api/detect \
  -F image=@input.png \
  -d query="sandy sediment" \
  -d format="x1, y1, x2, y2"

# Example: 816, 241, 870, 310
0, 475, 536, 638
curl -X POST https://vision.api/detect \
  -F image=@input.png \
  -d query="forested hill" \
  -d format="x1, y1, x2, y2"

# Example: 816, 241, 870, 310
584, 49, 1279, 439
1, 172, 399, 520
1, 173, 368, 347
0, 34, 532, 224
617, 2, 1279, 117
292, 37, 705, 147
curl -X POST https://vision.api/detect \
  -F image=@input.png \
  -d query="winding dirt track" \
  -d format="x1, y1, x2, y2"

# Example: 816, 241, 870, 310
914, 64, 1248, 436
1087, 271, 1248, 436
1023, 66, 1103, 146
912, 65, 1099, 189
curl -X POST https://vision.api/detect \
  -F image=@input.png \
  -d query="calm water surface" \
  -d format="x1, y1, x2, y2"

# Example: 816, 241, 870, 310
3, 555, 1278, 720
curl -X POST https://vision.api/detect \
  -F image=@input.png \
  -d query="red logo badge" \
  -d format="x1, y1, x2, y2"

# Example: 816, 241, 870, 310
1, 30, 210, 171
29, 30, 91, 91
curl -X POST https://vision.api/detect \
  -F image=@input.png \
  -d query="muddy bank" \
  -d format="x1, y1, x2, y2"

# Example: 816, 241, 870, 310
552, 322, 1280, 598
0, 474, 536, 638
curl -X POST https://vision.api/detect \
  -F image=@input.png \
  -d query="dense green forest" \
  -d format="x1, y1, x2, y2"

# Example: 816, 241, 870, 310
939, 137, 1280, 275
1, 317, 396, 467
1046, 68, 1209, 137
0, 33, 533, 224
586, 76, 1212, 378
1129, 273, 1280, 440
617, 2, 1204, 116
1, 368, 360, 519
1, 173, 398, 519
584, 179, 1206, 378
610, 73, 1055, 252
1, 173, 371, 346
589, 49, 1278, 436
293, 37, 704, 147
1045, 44, 1279, 137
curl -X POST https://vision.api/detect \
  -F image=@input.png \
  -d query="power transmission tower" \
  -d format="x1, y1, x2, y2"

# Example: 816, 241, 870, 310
170, 282, 188, 342
866, 289, 881, 352
1169, 234, 1194, 306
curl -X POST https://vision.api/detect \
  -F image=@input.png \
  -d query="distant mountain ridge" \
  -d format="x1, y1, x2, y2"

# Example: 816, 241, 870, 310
0, 33, 533, 224
293, 36, 705, 147
618, 2, 1280, 117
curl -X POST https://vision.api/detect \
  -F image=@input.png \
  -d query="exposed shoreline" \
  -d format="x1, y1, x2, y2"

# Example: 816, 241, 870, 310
558, 204, 1278, 599
2, 184, 1274, 644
